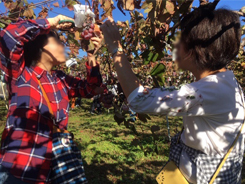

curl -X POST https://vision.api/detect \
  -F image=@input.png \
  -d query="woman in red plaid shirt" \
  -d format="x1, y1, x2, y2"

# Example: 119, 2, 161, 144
0, 15, 107, 183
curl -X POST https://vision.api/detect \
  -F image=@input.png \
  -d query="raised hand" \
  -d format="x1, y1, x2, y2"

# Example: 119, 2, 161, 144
100, 16, 122, 54
47, 15, 74, 31
91, 33, 104, 54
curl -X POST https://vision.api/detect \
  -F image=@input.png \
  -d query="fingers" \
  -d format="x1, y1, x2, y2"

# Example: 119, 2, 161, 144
91, 41, 99, 48
59, 15, 74, 22
91, 37, 103, 49
91, 37, 101, 42
56, 15, 74, 30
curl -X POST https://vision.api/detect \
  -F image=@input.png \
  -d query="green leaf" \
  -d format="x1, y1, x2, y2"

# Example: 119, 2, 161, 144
150, 63, 166, 76
101, 47, 107, 53
65, 0, 77, 7
143, 36, 153, 45
141, 50, 154, 65
87, 40, 95, 52
5, 19, 12, 24
0, 23, 5, 29
150, 63, 166, 86
152, 53, 159, 62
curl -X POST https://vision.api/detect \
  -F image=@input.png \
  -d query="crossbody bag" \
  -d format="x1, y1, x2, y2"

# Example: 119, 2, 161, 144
36, 77, 88, 184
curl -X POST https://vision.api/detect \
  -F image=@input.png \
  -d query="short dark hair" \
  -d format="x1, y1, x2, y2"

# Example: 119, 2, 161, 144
24, 31, 59, 67
180, 8, 241, 71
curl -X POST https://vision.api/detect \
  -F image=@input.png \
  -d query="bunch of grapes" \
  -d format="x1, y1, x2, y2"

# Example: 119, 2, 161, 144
80, 22, 95, 40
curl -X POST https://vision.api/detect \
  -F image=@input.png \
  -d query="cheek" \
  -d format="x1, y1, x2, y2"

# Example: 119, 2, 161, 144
45, 45, 65, 60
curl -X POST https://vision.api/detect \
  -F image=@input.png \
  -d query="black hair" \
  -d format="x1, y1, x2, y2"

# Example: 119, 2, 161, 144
180, 8, 241, 71
23, 31, 60, 67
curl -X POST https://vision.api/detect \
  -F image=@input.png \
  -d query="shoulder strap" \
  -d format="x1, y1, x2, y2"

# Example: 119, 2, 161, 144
35, 77, 54, 116
209, 85, 245, 184
35, 76, 71, 134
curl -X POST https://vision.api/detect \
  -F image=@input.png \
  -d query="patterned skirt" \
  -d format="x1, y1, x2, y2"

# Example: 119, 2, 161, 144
169, 133, 244, 184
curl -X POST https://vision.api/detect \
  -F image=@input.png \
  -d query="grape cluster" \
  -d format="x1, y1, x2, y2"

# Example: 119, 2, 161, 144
81, 23, 95, 40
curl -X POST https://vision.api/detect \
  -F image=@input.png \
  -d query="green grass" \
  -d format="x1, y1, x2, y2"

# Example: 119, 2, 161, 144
0, 99, 244, 183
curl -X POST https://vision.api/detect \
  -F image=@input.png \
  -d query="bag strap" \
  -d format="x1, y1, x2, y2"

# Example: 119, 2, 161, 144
34, 77, 54, 117
35, 76, 70, 134
209, 85, 245, 184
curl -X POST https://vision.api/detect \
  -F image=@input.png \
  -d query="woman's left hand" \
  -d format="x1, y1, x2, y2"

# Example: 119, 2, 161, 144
91, 34, 104, 53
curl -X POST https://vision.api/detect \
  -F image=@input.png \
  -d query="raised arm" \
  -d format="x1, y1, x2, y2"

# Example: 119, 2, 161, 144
100, 17, 140, 98
127, 85, 203, 116
59, 51, 103, 98
0, 19, 50, 82
100, 17, 203, 116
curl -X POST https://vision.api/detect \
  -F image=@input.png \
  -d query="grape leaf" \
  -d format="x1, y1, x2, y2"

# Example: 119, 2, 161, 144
178, 0, 193, 14
241, 38, 245, 47
29, 2, 36, 9
74, 31, 80, 40
0, 23, 6, 29
142, 2, 153, 14
100, 0, 115, 21
199, 0, 208, 6
141, 50, 154, 65
93, 0, 100, 21
23, 9, 34, 18
114, 114, 125, 125
65, 0, 77, 6
152, 53, 159, 62
4, 1, 17, 10
117, 21, 129, 28
165, 0, 175, 15
138, 113, 151, 122
151, 125, 160, 133
240, 6, 245, 14
125, 0, 135, 11
150, 63, 166, 86
38, 7, 48, 19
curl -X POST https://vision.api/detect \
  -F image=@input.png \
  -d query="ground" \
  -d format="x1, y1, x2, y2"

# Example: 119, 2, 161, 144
0, 99, 244, 184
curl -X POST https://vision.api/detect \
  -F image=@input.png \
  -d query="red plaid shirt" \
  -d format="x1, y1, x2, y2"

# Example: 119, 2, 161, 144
0, 19, 102, 183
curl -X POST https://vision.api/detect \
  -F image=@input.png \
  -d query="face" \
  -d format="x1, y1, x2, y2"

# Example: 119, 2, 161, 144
175, 40, 194, 71
42, 36, 66, 66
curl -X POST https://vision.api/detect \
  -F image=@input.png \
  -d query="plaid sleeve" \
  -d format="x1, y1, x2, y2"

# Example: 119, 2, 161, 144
0, 19, 50, 82
58, 62, 102, 98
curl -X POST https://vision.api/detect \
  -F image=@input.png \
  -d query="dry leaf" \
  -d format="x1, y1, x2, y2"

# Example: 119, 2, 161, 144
53, 2, 60, 7
165, 0, 175, 15
23, 9, 34, 18
74, 31, 80, 40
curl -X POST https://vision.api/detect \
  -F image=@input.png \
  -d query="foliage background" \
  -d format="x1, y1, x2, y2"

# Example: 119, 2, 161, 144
0, 0, 244, 183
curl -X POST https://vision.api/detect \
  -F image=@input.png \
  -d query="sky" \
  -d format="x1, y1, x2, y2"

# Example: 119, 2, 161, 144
0, 0, 244, 57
